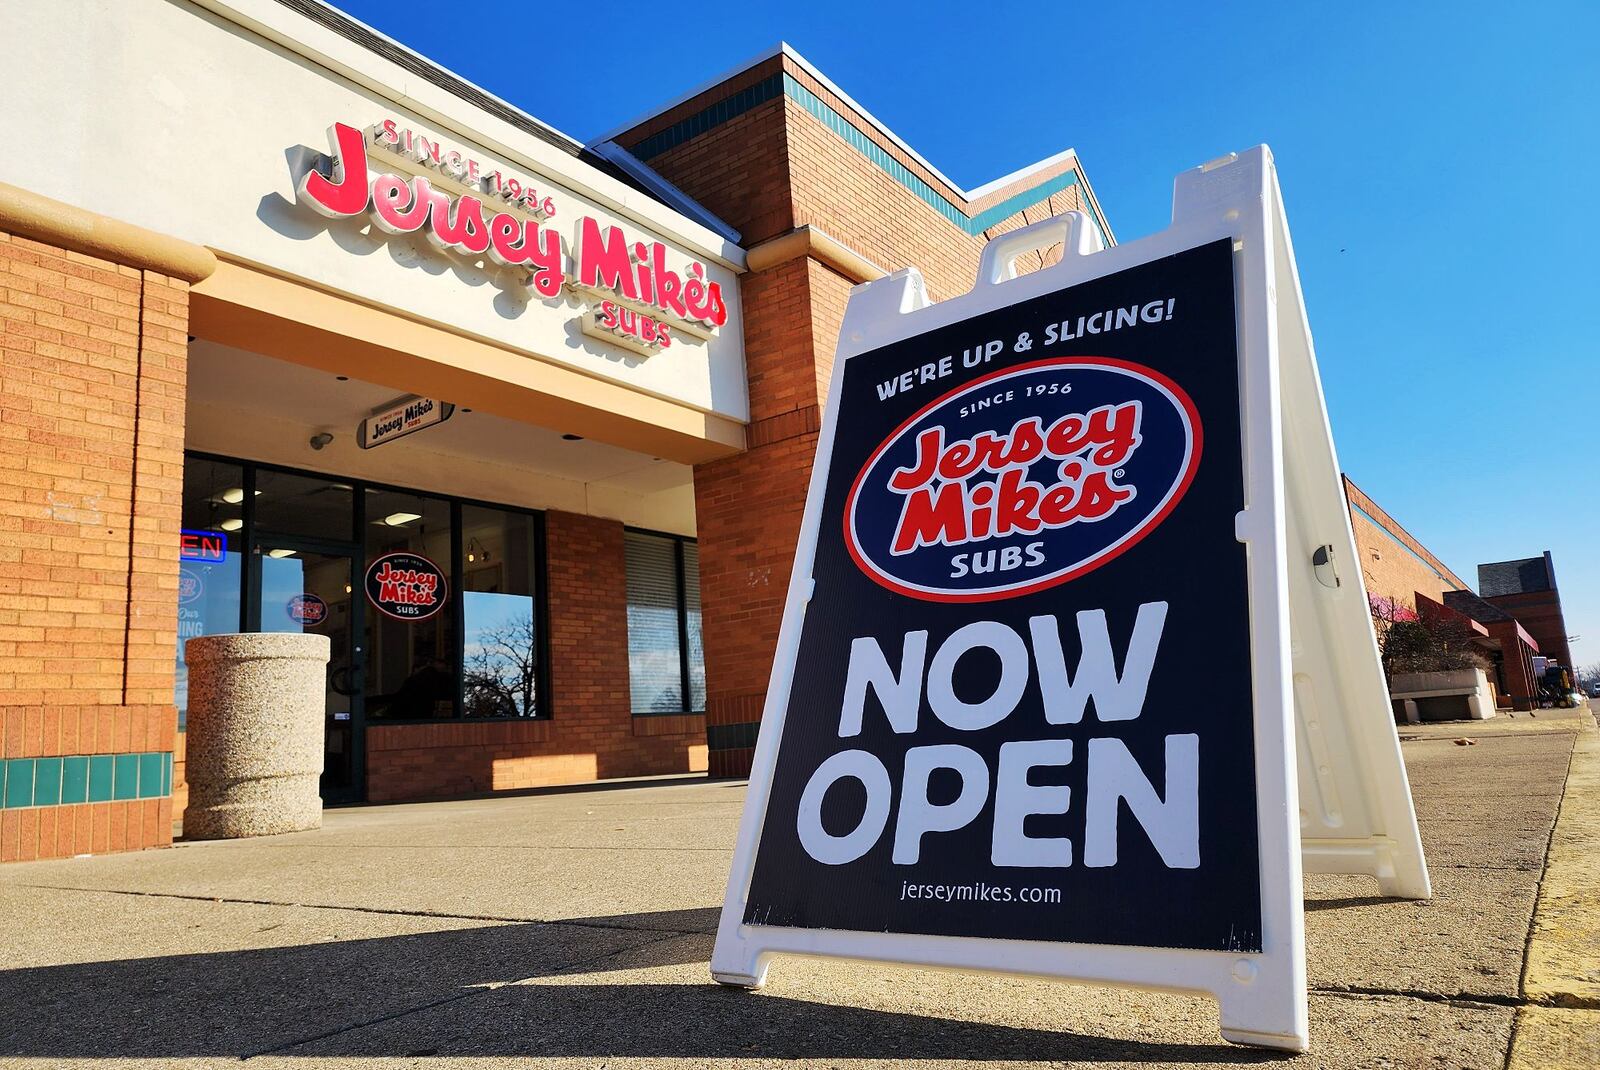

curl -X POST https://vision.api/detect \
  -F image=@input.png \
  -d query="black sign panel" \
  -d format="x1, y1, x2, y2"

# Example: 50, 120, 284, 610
743, 239, 1259, 952
364, 551, 448, 621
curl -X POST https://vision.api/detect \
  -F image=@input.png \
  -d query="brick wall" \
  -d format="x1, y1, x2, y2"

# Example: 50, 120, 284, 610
1482, 590, 1572, 672
624, 57, 794, 245
0, 231, 187, 860
620, 53, 1108, 776
172, 727, 187, 817
779, 81, 1090, 303
1339, 478, 1551, 709
364, 510, 705, 803
1343, 476, 1471, 615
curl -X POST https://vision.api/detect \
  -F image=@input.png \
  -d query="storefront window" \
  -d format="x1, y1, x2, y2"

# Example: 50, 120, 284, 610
176, 454, 552, 726
625, 531, 705, 715
461, 506, 541, 717
363, 488, 455, 720
175, 459, 246, 729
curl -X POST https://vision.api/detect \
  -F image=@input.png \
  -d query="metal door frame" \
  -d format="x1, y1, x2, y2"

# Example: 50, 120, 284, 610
246, 530, 367, 804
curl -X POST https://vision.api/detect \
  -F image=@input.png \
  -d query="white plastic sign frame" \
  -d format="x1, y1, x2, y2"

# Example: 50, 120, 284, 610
711, 146, 1428, 1053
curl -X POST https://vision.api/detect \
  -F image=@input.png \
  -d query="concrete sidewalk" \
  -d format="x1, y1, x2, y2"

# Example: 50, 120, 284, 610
0, 708, 1592, 1069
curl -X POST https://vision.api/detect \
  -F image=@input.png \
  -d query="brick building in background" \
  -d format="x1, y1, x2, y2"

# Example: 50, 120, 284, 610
1342, 477, 1560, 711
0, 2, 1113, 859
1477, 554, 1573, 673
1342, 477, 1473, 615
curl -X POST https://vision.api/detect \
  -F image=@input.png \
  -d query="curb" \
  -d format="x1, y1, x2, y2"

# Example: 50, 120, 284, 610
1509, 707, 1600, 1068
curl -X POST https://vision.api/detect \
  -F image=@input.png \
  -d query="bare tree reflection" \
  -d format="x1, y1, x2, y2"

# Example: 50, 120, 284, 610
463, 613, 537, 717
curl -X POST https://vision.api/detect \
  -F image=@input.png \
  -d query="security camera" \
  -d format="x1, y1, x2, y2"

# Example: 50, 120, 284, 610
309, 432, 334, 451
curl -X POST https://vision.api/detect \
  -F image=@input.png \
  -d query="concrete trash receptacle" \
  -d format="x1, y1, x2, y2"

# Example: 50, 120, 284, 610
184, 632, 331, 839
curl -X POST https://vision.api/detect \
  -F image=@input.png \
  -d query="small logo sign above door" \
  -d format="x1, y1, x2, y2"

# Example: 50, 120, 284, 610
359, 395, 455, 450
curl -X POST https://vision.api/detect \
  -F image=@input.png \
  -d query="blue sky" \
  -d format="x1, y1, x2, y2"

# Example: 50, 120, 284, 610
328, 0, 1599, 670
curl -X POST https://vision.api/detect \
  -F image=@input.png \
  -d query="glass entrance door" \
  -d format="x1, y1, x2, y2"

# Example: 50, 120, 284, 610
254, 539, 364, 803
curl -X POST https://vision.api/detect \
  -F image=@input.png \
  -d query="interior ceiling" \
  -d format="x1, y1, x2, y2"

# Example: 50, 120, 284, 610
186, 340, 691, 494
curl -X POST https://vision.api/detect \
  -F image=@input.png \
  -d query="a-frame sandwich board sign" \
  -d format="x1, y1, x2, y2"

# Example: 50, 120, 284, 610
711, 145, 1429, 1053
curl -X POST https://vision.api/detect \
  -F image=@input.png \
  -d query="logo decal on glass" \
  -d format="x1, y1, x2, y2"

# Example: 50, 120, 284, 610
287, 593, 329, 627
364, 551, 448, 621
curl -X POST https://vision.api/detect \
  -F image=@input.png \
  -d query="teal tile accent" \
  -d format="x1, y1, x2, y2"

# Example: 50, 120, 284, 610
631, 74, 784, 161
138, 753, 163, 799
782, 75, 1112, 247
0, 753, 172, 808
33, 758, 62, 807
966, 170, 1084, 233
629, 70, 1112, 249
61, 756, 89, 805
88, 755, 114, 803
783, 75, 966, 230
4, 759, 34, 808
113, 754, 139, 801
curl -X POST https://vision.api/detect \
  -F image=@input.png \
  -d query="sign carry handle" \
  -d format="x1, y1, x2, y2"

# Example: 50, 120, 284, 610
971, 210, 1103, 288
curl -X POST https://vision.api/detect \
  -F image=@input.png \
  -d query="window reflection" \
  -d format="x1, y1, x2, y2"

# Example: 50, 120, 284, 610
462, 507, 539, 718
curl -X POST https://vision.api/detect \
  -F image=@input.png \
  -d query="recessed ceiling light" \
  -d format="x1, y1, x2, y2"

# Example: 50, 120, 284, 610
218, 519, 244, 532
383, 511, 422, 526
266, 548, 296, 559
562, 433, 583, 441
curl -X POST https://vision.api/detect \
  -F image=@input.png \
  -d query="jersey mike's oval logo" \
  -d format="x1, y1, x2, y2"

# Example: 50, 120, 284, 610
844, 356, 1202, 602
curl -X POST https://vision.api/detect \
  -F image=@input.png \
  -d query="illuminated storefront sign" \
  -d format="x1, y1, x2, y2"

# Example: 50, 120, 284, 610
179, 529, 228, 563
296, 121, 728, 356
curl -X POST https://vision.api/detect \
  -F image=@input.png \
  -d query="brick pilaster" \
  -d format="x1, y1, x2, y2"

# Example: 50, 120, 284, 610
0, 231, 188, 860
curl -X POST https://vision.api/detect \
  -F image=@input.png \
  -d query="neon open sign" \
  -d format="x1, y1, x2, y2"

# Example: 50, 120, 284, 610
179, 529, 228, 563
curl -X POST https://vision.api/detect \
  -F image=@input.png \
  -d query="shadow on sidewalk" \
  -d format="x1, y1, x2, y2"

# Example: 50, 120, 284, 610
1302, 895, 1393, 913
0, 905, 1282, 1063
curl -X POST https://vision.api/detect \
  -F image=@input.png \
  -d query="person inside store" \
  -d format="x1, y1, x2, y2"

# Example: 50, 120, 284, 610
390, 655, 454, 719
